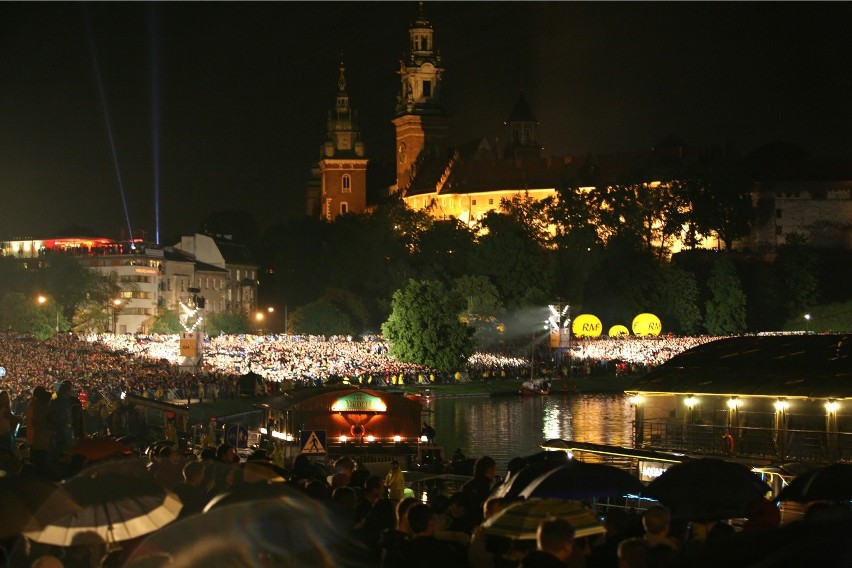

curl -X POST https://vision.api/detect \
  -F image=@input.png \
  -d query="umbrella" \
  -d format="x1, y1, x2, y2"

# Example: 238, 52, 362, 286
126, 489, 368, 567
481, 498, 606, 540
641, 458, 771, 521
491, 452, 569, 500
23, 461, 182, 546
0, 474, 81, 538
775, 463, 852, 503
72, 436, 132, 462
518, 460, 646, 501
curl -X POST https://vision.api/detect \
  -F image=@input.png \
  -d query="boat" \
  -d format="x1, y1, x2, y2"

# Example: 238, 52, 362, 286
405, 389, 435, 405
520, 379, 550, 396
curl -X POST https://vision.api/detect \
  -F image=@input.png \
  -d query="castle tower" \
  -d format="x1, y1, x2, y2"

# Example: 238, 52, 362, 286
504, 91, 542, 160
392, 2, 449, 195
309, 58, 368, 221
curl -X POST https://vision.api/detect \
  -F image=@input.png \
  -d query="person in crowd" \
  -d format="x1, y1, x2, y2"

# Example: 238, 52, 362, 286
641, 506, 682, 567
26, 386, 53, 474
395, 503, 468, 568
354, 475, 387, 526
330, 455, 355, 489
461, 455, 498, 526
172, 460, 208, 518
0, 390, 19, 453
421, 422, 436, 443
520, 517, 575, 567
46, 380, 75, 461
385, 460, 406, 501
617, 537, 649, 568
379, 496, 419, 568
468, 496, 509, 568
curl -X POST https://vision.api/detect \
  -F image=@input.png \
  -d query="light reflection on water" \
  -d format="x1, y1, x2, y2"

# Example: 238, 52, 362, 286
428, 394, 634, 473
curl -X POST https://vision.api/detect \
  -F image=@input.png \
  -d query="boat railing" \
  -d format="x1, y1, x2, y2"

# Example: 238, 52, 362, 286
636, 419, 852, 465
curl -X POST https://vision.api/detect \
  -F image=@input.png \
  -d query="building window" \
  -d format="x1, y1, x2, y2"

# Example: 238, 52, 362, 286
776, 225, 783, 235
342, 174, 351, 192
340, 202, 349, 214
776, 208, 782, 218
489, 198, 494, 205
423, 80, 431, 98
472, 199, 477, 206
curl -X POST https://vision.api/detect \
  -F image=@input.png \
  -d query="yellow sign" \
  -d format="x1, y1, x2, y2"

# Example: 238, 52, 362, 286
572, 314, 603, 338
608, 325, 630, 337
179, 337, 197, 357
302, 431, 326, 454
331, 392, 387, 413
632, 313, 662, 336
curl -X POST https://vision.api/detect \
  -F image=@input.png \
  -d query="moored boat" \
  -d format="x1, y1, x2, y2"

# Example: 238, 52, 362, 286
520, 379, 550, 396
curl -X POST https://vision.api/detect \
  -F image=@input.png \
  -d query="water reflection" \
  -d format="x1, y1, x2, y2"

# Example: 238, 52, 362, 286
429, 394, 634, 472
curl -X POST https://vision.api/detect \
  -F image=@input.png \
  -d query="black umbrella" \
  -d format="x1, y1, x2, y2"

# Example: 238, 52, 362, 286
775, 463, 852, 503
490, 451, 569, 499
23, 461, 182, 546
518, 460, 646, 501
641, 458, 771, 521
0, 473, 80, 538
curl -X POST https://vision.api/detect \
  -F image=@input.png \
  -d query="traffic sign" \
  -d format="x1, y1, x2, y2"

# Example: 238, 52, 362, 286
300, 430, 327, 454
226, 424, 249, 448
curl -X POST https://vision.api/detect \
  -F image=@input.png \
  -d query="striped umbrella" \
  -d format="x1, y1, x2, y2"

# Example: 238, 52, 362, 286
481, 498, 606, 540
23, 462, 182, 546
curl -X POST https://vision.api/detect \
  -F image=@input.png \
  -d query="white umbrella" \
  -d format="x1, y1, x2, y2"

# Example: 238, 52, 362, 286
24, 462, 182, 546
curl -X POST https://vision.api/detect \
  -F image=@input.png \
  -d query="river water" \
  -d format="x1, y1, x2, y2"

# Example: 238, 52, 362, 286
425, 393, 635, 473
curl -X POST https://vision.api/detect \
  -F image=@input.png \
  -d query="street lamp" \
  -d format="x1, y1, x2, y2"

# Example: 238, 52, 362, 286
36, 295, 59, 333
255, 311, 265, 334
804, 313, 811, 334
112, 299, 123, 334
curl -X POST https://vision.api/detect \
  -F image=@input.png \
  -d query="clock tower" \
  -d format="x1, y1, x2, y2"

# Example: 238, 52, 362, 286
392, 2, 449, 195
309, 58, 368, 221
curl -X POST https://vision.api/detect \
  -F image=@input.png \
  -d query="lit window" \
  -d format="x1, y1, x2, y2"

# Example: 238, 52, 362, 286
489, 198, 494, 205
472, 199, 477, 206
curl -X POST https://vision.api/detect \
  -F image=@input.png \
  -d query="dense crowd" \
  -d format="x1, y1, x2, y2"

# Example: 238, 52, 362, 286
0, 332, 723, 415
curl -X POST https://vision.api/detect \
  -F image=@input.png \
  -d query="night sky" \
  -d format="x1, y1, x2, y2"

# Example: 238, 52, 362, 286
1, 2, 850, 243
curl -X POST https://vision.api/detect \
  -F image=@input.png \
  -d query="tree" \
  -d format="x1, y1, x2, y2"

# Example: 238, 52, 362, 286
451, 275, 505, 348
775, 234, 820, 319
0, 292, 53, 339
382, 279, 476, 373
204, 312, 251, 335
289, 299, 355, 336
473, 195, 555, 310
150, 311, 184, 334
648, 265, 703, 335
704, 255, 747, 335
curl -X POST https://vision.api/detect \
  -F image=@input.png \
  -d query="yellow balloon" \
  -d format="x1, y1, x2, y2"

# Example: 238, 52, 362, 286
632, 313, 662, 336
608, 325, 630, 337
572, 314, 603, 338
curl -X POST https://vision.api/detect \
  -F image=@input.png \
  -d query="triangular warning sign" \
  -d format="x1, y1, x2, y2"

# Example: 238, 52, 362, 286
302, 431, 326, 454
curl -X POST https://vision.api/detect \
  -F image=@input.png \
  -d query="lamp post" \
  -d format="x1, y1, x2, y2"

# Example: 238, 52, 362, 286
37, 295, 59, 333
804, 313, 811, 334
255, 311, 265, 335
112, 299, 122, 334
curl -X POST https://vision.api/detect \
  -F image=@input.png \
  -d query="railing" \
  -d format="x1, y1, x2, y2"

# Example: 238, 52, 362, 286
636, 419, 852, 465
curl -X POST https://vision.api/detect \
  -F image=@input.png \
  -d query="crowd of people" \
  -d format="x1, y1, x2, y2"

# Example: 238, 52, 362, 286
4, 441, 846, 567
0, 332, 721, 417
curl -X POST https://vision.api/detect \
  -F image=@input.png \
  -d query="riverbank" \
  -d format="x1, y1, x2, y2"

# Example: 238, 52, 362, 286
402, 373, 638, 398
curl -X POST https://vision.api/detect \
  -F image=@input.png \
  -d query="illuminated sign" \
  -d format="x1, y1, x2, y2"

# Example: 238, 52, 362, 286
133, 267, 158, 275
608, 325, 629, 337
331, 392, 387, 413
632, 313, 662, 336
638, 460, 672, 482
572, 314, 603, 338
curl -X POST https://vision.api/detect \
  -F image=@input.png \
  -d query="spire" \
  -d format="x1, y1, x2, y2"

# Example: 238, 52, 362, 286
504, 90, 541, 158
322, 55, 364, 158
396, 1, 444, 116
